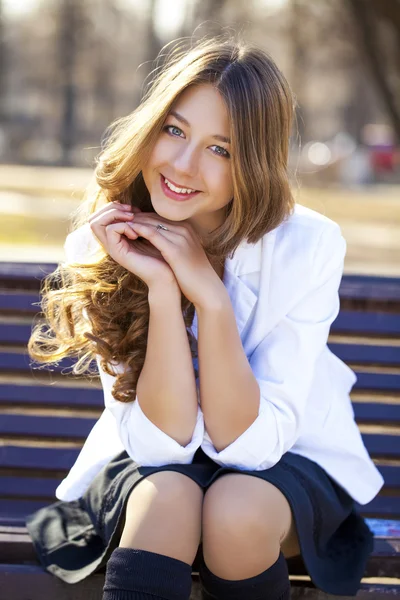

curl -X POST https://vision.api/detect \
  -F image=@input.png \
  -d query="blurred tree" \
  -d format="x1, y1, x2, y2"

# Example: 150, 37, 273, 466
0, 0, 5, 123
2, 0, 399, 170
289, 0, 306, 141
59, 0, 81, 165
191, 0, 229, 27
92, 0, 117, 128
346, 0, 400, 141
136, 0, 164, 107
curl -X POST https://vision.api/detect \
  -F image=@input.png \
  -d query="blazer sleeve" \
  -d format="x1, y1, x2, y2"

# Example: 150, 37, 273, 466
96, 357, 204, 466
202, 222, 346, 471
63, 225, 205, 466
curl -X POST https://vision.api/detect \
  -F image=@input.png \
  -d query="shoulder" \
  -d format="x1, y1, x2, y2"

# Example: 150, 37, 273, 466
270, 203, 345, 266
257, 204, 346, 301
277, 203, 341, 239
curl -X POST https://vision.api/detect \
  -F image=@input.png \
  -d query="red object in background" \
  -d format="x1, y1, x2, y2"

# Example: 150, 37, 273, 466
370, 146, 395, 173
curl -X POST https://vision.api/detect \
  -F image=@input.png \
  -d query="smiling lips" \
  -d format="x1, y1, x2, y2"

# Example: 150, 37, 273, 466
163, 174, 200, 193
160, 174, 201, 201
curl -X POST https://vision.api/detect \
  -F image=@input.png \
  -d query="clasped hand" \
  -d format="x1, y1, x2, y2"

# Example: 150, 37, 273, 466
88, 201, 225, 308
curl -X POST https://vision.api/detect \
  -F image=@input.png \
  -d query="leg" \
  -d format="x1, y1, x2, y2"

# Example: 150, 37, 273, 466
202, 473, 299, 579
103, 471, 204, 600
119, 470, 204, 565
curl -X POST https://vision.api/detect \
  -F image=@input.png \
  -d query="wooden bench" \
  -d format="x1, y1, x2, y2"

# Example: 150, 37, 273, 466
0, 263, 399, 599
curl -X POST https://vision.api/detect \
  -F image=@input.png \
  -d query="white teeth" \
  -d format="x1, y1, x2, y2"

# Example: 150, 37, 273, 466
164, 177, 196, 194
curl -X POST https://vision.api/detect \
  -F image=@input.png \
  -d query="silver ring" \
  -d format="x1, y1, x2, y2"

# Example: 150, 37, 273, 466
156, 224, 169, 231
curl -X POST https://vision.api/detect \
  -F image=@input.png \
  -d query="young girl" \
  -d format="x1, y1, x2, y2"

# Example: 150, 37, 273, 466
26, 33, 384, 600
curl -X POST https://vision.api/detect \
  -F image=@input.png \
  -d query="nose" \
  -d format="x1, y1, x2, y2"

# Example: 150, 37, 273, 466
172, 143, 199, 180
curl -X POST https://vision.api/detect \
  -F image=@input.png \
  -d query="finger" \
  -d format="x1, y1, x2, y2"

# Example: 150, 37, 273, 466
90, 202, 139, 221
89, 202, 125, 220
90, 210, 135, 230
106, 221, 139, 242
117, 203, 142, 214
90, 209, 134, 242
128, 222, 174, 246
131, 215, 183, 236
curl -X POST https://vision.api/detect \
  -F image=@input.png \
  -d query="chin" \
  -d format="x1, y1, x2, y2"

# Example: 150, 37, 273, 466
151, 198, 185, 221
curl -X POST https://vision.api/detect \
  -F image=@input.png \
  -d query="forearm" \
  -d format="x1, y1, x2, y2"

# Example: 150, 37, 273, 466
196, 289, 260, 452
136, 283, 199, 446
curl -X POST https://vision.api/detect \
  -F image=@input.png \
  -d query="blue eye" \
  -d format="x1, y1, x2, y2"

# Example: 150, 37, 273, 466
163, 125, 230, 159
211, 145, 230, 158
164, 125, 183, 138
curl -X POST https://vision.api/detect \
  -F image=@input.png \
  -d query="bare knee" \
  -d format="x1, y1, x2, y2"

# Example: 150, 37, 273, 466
119, 470, 204, 565
202, 474, 294, 579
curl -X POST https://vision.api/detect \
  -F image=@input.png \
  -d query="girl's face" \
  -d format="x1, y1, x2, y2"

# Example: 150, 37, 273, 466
142, 83, 234, 239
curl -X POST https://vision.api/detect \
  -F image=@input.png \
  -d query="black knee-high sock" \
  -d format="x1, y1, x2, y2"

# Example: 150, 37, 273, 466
102, 547, 193, 600
199, 551, 290, 600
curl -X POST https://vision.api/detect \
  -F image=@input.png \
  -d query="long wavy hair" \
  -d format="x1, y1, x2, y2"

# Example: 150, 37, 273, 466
28, 32, 296, 402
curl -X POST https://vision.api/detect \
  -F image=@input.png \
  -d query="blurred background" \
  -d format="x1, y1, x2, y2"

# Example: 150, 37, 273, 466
0, 0, 399, 274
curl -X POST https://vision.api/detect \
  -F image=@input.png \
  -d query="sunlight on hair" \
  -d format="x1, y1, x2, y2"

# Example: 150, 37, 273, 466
28, 32, 296, 405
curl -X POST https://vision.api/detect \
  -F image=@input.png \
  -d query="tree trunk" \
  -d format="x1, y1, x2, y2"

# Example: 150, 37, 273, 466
346, 0, 400, 141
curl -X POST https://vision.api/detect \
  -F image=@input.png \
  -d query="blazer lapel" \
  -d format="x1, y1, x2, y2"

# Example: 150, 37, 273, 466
223, 240, 261, 338
223, 227, 278, 341
191, 236, 263, 340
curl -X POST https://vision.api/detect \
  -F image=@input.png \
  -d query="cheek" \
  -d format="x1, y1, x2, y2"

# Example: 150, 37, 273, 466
208, 165, 233, 198
149, 138, 172, 165
142, 140, 167, 175
141, 143, 167, 189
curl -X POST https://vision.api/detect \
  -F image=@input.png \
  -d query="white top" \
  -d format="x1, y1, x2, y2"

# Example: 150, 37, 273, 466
56, 204, 384, 505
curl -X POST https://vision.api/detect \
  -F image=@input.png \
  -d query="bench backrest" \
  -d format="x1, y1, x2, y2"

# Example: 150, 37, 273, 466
0, 263, 400, 528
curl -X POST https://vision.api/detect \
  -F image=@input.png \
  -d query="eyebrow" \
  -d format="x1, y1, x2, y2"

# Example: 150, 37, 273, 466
169, 110, 231, 145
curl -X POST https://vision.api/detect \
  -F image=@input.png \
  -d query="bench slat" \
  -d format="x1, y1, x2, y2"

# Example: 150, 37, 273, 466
355, 495, 400, 519
353, 372, 400, 391
0, 324, 35, 345
0, 500, 52, 526
2, 269, 400, 298
362, 434, 400, 458
3, 353, 400, 394
0, 477, 58, 499
1, 493, 398, 527
0, 262, 57, 281
353, 403, 400, 425
0, 273, 398, 316
0, 384, 103, 407
1, 437, 399, 470
331, 311, 400, 336
0, 564, 106, 599
0, 352, 77, 373
1, 467, 398, 502
2, 415, 400, 447
4, 395, 397, 425
378, 465, 400, 488
0, 293, 40, 313
329, 342, 400, 366
0, 446, 79, 471
339, 275, 400, 301
4, 322, 400, 368
0, 415, 96, 440
7, 322, 400, 355
1, 564, 400, 599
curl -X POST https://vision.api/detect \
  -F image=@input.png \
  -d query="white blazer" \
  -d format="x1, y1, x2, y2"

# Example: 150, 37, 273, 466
56, 204, 384, 505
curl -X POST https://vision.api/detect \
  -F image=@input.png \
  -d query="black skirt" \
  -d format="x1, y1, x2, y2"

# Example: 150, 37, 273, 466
26, 447, 374, 596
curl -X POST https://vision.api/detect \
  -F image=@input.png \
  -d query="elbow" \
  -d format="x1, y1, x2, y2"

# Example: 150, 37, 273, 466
140, 409, 198, 448
206, 395, 260, 453
116, 400, 204, 467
